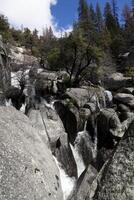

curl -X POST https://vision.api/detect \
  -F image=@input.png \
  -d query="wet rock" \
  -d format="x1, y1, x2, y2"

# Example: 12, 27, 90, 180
93, 121, 134, 200
0, 106, 63, 200
54, 101, 78, 143
86, 109, 123, 169
54, 133, 77, 178
69, 165, 97, 200
74, 130, 95, 168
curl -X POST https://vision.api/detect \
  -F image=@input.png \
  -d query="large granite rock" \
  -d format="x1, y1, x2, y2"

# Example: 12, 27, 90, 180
54, 101, 78, 143
0, 106, 63, 200
114, 93, 134, 109
93, 120, 134, 200
66, 87, 106, 109
5, 86, 25, 110
29, 103, 77, 178
87, 109, 122, 149
70, 120, 134, 200
9, 45, 38, 70
105, 73, 132, 91
117, 87, 134, 94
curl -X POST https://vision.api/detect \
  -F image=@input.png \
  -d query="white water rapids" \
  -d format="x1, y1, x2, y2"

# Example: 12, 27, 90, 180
53, 156, 76, 200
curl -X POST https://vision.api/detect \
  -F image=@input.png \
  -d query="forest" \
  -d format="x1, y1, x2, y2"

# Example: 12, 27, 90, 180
0, 0, 134, 87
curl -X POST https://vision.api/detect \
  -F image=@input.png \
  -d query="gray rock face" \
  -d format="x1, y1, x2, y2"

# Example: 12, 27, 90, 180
114, 93, 134, 109
35, 71, 66, 96
105, 73, 132, 91
54, 101, 78, 143
87, 108, 122, 150
93, 121, 134, 200
118, 87, 134, 94
29, 105, 77, 178
0, 36, 11, 91
9, 45, 38, 70
66, 87, 106, 109
97, 108, 123, 140
0, 106, 63, 200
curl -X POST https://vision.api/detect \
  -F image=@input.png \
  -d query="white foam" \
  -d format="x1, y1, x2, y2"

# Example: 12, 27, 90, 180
20, 103, 26, 113
5, 99, 12, 106
70, 143, 85, 178
53, 156, 76, 200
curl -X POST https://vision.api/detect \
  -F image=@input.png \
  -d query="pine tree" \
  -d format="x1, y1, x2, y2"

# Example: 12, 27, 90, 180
89, 3, 96, 25
123, 3, 134, 50
78, 0, 91, 39
96, 2, 103, 32
112, 0, 119, 25
104, 2, 119, 37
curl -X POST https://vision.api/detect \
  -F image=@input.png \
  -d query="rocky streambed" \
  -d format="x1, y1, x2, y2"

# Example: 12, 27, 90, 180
0, 40, 134, 199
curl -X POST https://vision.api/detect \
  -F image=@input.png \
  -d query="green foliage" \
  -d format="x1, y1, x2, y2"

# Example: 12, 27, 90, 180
0, 0, 133, 82
104, 2, 119, 37
96, 2, 103, 32
126, 66, 134, 79
0, 14, 12, 42
47, 47, 60, 70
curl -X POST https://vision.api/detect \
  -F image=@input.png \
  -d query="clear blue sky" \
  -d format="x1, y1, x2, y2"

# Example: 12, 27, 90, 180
52, 0, 131, 29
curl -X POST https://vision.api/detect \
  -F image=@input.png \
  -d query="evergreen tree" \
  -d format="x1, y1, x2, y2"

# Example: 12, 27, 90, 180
123, 4, 134, 50
0, 14, 11, 41
104, 2, 119, 37
89, 3, 96, 26
112, 0, 119, 25
96, 2, 103, 32
22, 28, 33, 50
78, 0, 91, 39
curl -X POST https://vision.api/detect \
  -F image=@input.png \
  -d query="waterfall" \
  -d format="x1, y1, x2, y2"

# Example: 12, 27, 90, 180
5, 99, 12, 106
70, 143, 85, 178
104, 90, 113, 106
92, 118, 98, 159
53, 156, 76, 200
41, 98, 55, 110
20, 103, 26, 113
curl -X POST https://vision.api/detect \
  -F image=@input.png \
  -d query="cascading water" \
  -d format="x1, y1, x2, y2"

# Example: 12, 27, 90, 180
70, 143, 85, 178
53, 157, 76, 200
39, 99, 76, 199
92, 117, 98, 159
20, 103, 26, 113
104, 90, 113, 106
41, 98, 55, 110
5, 98, 12, 106
70, 121, 89, 178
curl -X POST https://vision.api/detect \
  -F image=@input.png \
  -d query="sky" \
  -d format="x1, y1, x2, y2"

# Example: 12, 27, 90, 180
0, 0, 131, 36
